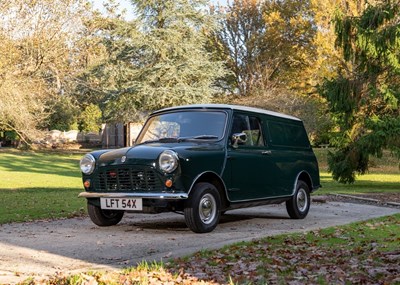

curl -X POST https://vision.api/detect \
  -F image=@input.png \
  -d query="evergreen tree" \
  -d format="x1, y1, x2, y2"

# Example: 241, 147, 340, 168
321, 0, 400, 183
88, 0, 227, 122
45, 96, 79, 131
79, 104, 102, 132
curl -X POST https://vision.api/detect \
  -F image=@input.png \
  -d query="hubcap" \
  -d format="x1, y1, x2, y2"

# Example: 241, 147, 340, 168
199, 193, 217, 224
296, 188, 308, 212
103, 210, 119, 218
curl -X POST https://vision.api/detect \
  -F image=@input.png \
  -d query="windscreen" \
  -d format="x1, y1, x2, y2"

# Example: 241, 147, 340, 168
136, 111, 227, 143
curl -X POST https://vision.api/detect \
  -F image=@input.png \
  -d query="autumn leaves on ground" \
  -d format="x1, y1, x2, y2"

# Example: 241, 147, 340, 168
40, 214, 400, 285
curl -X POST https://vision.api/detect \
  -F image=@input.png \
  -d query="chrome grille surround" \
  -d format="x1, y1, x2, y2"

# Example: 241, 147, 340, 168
95, 166, 163, 192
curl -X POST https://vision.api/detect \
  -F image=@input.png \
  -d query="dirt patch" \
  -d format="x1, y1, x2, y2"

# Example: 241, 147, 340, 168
324, 192, 400, 208
355, 192, 400, 203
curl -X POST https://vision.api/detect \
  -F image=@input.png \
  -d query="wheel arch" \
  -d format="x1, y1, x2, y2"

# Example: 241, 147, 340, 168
294, 171, 314, 194
189, 171, 229, 210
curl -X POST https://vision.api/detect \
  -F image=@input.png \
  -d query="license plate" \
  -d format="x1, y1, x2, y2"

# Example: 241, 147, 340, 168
100, 198, 143, 211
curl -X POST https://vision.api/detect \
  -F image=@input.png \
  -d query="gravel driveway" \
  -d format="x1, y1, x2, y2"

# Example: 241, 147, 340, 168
1, 200, 399, 284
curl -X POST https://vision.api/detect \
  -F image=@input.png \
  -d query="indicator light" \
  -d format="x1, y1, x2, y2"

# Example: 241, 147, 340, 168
165, 179, 173, 188
83, 180, 91, 188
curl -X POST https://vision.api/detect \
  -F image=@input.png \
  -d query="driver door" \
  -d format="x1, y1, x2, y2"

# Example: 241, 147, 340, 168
224, 113, 277, 201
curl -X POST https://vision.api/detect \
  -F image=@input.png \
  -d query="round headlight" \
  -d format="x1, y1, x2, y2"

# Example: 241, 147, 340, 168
158, 150, 179, 173
80, 154, 96, 174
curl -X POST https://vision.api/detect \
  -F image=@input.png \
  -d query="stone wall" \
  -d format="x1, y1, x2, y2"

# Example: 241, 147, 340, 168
43, 122, 143, 148
44, 130, 101, 145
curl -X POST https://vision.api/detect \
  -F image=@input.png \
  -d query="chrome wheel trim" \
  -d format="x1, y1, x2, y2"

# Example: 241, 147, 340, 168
199, 193, 217, 224
296, 187, 308, 212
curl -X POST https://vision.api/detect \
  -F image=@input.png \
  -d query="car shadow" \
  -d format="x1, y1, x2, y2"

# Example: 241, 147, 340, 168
124, 210, 290, 231
220, 212, 289, 224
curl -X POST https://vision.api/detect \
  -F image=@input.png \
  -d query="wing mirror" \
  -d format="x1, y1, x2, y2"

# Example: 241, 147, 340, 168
231, 132, 247, 148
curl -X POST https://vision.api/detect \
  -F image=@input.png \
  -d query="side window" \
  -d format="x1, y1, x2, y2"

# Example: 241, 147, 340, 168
268, 121, 310, 148
231, 114, 265, 147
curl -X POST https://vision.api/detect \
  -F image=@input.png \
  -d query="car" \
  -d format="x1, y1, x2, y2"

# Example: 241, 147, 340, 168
79, 104, 321, 233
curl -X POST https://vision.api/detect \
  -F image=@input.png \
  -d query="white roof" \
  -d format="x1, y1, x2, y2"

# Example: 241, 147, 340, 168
154, 104, 301, 121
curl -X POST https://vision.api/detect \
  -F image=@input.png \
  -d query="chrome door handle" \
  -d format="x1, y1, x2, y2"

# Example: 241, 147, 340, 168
262, 150, 272, 155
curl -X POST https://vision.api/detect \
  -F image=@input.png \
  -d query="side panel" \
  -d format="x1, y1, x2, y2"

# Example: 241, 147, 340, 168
224, 147, 279, 200
222, 113, 320, 201
261, 148, 319, 195
265, 117, 320, 194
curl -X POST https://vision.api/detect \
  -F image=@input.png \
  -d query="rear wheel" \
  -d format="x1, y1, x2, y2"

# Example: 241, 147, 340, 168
184, 182, 221, 233
286, 180, 310, 219
87, 202, 124, 226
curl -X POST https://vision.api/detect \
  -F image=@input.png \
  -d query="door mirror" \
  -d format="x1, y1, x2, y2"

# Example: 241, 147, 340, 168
232, 132, 247, 148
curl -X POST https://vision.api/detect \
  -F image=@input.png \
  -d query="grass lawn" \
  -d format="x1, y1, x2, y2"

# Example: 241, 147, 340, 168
0, 149, 86, 224
314, 148, 400, 195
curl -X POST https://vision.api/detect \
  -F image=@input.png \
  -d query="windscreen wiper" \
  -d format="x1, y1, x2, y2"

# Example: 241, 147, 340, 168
188, 135, 219, 140
139, 135, 219, 145
139, 137, 181, 144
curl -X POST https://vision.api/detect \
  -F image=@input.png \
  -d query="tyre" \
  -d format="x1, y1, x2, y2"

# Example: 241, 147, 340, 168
184, 182, 221, 233
286, 180, 310, 219
87, 202, 124, 226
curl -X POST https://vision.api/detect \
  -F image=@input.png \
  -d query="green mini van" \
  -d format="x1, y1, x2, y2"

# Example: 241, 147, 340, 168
79, 104, 320, 233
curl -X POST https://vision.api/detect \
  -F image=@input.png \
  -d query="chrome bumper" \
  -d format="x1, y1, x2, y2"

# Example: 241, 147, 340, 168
78, 192, 188, 200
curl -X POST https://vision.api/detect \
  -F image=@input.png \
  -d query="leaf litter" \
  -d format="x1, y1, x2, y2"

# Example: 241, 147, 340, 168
24, 214, 399, 285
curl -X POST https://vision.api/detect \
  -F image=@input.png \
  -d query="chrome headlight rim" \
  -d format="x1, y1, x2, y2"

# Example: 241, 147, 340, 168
158, 150, 179, 174
80, 154, 96, 175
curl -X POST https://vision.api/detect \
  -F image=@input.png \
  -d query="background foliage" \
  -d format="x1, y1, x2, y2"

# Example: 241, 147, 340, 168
321, 1, 400, 183
0, 0, 398, 181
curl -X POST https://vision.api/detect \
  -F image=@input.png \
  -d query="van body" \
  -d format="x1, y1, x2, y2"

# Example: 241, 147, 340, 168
79, 104, 320, 233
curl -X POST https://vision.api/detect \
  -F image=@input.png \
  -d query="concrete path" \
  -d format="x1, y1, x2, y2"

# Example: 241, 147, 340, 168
0, 201, 399, 284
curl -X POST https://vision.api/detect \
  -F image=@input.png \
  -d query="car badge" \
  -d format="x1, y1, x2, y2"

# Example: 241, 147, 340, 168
121, 156, 127, 163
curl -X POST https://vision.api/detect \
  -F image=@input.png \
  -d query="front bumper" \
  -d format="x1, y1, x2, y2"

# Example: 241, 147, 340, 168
78, 192, 188, 200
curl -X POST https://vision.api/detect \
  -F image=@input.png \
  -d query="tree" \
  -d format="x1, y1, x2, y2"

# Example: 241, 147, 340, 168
0, 0, 95, 144
129, 0, 227, 112
45, 96, 79, 131
211, 0, 266, 95
213, 0, 317, 96
321, 0, 400, 183
211, 0, 339, 144
79, 0, 227, 123
71, 2, 131, 113
79, 104, 102, 132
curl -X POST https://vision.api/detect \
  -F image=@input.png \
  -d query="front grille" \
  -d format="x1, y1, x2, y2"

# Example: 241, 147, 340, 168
95, 167, 163, 192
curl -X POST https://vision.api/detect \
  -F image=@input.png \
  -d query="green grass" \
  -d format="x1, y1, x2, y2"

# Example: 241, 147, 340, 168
0, 149, 86, 224
314, 148, 400, 195
319, 172, 400, 194
313, 148, 400, 174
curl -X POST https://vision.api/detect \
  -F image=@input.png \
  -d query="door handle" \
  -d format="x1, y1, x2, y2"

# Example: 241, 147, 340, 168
262, 150, 272, 155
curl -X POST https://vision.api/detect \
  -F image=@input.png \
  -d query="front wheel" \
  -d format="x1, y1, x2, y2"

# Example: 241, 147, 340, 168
184, 182, 221, 233
87, 202, 124, 226
286, 180, 310, 219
